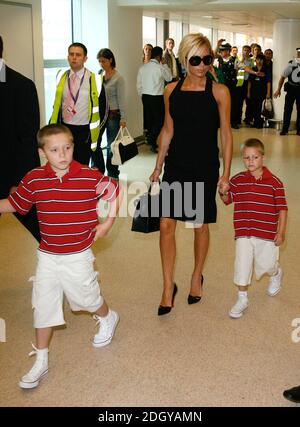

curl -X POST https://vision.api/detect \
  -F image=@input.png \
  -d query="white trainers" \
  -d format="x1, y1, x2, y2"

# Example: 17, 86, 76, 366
229, 297, 249, 318
268, 268, 282, 296
93, 310, 119, 348
19, 344, 48, 389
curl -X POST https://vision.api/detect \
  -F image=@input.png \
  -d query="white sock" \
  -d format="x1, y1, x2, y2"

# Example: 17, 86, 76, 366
238, 291, 248, 299
36, 348, 48, 362
99, 309, 111, 321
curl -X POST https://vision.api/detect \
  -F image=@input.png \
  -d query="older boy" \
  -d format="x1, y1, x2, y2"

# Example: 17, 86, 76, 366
219, 138, 288, 318
0, 124, 120, 389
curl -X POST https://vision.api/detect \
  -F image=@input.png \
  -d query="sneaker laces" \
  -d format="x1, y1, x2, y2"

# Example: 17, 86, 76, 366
93, 314, 111, 337
93, 314, 101, 328
24, 343, 48, 379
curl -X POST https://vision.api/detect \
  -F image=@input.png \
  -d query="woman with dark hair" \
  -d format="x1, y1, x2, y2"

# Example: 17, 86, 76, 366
97, 48, 126, 179
247, 53, 271, 128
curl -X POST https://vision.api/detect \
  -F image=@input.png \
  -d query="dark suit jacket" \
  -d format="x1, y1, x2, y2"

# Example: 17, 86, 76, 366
0, 64, 41, 241
0, 64, 40, 198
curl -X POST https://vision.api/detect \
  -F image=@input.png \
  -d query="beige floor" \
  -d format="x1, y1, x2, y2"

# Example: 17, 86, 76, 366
0, 126, 300, 407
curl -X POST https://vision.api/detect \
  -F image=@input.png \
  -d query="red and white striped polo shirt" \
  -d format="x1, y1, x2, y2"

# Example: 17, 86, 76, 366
8, 160, 119, 254
225, 167, 288, 241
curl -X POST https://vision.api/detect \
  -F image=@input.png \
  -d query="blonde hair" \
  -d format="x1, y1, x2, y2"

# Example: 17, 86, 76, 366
37, 124, 73, 149
178, 33, 214, 70
241, 138, 265, 155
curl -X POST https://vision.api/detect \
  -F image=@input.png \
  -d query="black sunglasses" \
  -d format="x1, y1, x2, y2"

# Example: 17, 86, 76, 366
188, 55, 213, 66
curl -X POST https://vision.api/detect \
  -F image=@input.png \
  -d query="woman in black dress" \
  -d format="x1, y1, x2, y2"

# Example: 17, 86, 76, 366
150, 33, 233, 315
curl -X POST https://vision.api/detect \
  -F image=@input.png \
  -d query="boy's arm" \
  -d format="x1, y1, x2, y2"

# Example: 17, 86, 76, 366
93, 182, 123, 241
218, 190, 230, 204
274, 210, 287, 246
0, 199, 17, 213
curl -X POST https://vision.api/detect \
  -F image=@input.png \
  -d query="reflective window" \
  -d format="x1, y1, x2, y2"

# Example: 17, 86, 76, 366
190, 24, 212, 42
169, 21, 182, 55
42, 0, 72, 60
143, 16, 156, 47
42, 0, 72, 121
217, 30, 234, 46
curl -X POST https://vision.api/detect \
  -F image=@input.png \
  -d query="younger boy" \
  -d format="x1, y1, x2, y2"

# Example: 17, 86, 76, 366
0, 124, 120, 389
219, 138, 288, 318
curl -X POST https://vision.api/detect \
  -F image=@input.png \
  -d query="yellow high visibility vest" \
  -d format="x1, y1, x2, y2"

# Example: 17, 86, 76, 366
236, 69, 245, 87
49, 69, 106, 151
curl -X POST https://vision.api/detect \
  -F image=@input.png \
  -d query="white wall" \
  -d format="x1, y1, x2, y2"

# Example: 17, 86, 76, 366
107, 0, 143, 137
80, 0, 143, 138
0, 0, 45, 123
273, 19, 300, 123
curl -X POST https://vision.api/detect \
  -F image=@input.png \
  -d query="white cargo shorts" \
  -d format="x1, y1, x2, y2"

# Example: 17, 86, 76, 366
234, 237, 279, 286
30, 248, 103, 328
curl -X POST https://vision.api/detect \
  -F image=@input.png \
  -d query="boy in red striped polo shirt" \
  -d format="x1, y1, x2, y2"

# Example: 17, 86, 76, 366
219, 138, 288, 318
0, 124, 121, 389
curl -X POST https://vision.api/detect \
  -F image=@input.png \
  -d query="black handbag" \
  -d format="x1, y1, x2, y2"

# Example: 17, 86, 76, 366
131, 185, 160, 233
111, 127, 138, 165
261, 98, 274, 119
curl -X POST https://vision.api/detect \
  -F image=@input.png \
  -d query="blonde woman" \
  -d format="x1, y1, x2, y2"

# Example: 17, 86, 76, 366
150, 33, 233, 315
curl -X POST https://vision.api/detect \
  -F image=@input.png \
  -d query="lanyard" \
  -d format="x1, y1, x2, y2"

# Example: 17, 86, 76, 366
68, 69, 86, 105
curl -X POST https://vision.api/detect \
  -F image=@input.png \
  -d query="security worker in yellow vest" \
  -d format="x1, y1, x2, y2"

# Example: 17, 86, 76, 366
50, 43, 108, 172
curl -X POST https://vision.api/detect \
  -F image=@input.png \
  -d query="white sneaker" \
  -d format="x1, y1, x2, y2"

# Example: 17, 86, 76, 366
268, 268, 282, 296
229, 297, 248, 318
93, 310, 119, 348
19, 345, 48, 389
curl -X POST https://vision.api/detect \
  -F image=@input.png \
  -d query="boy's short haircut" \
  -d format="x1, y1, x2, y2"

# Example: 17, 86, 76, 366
37, 124, 74, 149
241, 138, 265, 155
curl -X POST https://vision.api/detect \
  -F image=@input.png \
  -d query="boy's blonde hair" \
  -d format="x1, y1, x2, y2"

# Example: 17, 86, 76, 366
178, 33, 214, 70
241, 138, 265, 155
37, 124, 74, 149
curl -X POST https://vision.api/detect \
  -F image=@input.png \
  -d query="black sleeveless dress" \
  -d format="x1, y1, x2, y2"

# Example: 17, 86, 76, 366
161, 77, 220, 223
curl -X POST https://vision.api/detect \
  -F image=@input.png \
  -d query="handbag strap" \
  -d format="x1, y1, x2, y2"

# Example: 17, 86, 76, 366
149, 181, 160, 196
120, 126, 132, 139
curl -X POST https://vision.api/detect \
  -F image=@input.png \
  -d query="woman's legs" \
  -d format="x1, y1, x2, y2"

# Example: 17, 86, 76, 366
106, 116, 120, 178
189, 224, 209, 297
159, 217, 177, 306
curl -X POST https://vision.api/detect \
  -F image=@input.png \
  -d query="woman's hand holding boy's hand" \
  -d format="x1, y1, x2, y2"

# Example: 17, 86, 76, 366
218, 175, 230, 195
149, 167, 161, 183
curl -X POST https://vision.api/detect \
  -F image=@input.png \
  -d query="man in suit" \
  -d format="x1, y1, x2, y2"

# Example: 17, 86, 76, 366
0, 36, 40, 242
163, 38, 182, 82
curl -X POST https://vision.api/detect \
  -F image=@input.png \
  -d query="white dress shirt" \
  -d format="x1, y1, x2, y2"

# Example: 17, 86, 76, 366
137, 59, 172, 97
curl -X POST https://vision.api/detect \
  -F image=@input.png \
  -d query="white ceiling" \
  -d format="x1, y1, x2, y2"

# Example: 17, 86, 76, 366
118, 0, 300, 38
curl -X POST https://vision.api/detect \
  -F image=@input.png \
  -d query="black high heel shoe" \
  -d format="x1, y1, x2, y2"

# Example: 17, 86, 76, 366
187, 275, 204, 305
158, 283, 178, 316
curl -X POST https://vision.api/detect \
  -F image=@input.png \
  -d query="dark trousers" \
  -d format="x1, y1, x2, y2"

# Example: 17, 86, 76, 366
282, 86, 300, 132
227, 84, 239, 126
106, 114, 120, 178
251, 95, 264, 127
142, 95, 164, 148
236, 80, 252, 123
62, 122, 105, 173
